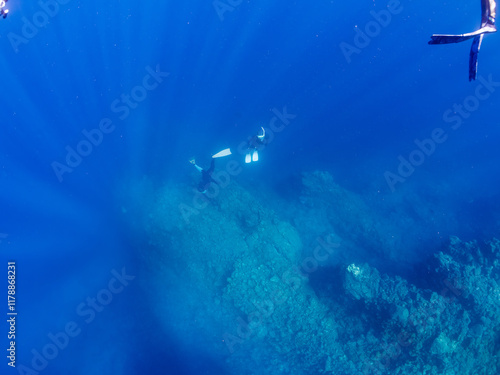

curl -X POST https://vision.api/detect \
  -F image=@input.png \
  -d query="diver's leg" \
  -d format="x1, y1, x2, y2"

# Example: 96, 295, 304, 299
207, 158, 215, 174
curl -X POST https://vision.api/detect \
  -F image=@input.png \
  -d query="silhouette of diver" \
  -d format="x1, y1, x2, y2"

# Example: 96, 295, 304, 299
244, 127, 268, 164
429, 0, 497, 81
189, 148, 231, 193
190, 158, 217, 193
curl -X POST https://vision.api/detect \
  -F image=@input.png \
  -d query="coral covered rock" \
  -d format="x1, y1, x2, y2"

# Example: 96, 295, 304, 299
137, 172, 500, 375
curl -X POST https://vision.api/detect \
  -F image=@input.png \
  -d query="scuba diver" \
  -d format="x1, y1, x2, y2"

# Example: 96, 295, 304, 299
429, 0, 497, 81
0, 0, 9, 19
189, 148, 231, 193
244, 127, 268, 163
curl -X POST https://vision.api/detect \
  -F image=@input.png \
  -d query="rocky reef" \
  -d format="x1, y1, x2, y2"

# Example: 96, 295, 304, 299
343, 236, 500, 375
134, 170, 500, 375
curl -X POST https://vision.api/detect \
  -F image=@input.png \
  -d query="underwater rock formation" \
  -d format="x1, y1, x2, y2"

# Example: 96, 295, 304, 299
296, 171, 384, 258
294, 171, 458, 268
342, 235, 500, 375
140, 172, 499, 375
146, 179, 303, 290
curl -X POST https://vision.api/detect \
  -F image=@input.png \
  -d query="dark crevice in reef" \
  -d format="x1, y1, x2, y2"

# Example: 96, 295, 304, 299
407, 253, 449, 292
308, 266, 343, 296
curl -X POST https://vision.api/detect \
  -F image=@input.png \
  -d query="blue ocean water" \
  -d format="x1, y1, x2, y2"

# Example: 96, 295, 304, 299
1, 0, 500, 374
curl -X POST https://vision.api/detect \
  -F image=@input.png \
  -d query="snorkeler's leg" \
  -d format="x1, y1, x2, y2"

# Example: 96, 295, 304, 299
207, 158, 215, 174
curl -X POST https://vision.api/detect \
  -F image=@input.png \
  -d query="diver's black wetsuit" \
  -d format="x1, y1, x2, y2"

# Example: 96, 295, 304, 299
247, 134, 266, 151
198, 158, 217, 192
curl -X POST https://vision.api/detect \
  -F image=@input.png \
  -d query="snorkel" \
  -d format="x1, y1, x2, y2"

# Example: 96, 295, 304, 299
257, 126, 265, 140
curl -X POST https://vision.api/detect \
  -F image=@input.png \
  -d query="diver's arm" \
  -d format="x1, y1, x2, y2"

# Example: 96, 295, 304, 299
189, 159, 204, 173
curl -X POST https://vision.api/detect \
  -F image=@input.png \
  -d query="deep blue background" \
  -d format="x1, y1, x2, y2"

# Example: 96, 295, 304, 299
1, 0, 499, 374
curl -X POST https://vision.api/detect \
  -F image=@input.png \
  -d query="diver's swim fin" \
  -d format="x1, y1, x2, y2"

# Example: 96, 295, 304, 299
469, 34, 484, 81
428, 33, 478, 44
428, 25, 496, 45
428, 0, 497, 81
245, 153, 251, 163
252, 150, 258, 162
212, 148, 232, 158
